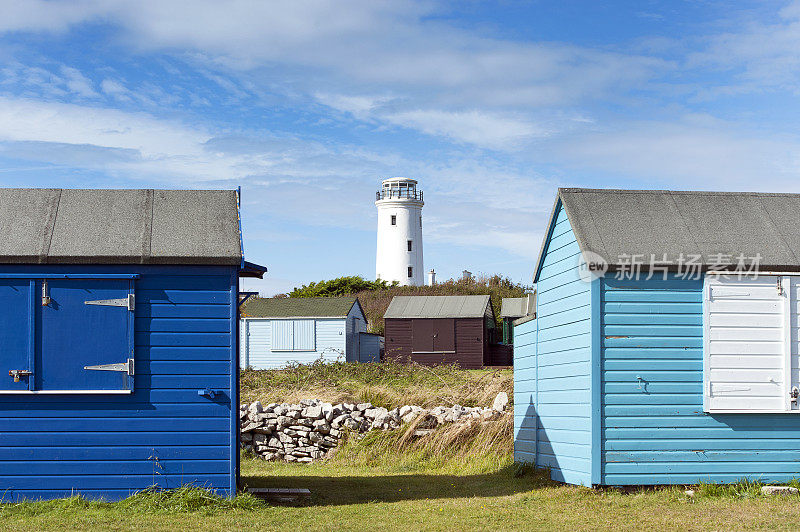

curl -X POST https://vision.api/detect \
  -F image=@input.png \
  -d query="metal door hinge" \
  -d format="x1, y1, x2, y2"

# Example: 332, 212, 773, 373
8, 369, 32, 383
85, 294, 134, 311
84, 358, 134, 376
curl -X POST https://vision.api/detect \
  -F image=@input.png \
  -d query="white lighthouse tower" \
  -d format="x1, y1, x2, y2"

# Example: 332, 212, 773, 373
375, 177, 424, 286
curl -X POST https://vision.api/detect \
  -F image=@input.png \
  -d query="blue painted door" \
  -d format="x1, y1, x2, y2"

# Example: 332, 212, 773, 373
0, 280, 32, 391
37, 279, 134, 391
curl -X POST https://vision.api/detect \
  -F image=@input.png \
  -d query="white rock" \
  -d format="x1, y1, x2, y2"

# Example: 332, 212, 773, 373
302, 406, 323, 419
365, 407, 388, 420
401, 412, 419, 424
493, 392, 509, 412
762, 486, 799, 496
356, 402, 373, 411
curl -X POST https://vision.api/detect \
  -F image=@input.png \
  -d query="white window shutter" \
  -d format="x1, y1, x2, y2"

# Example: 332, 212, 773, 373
293, 320, 316, 351
704, 275, 789, 412
271, 320, 294, 351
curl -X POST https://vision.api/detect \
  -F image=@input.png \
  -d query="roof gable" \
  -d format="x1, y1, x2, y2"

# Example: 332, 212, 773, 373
0, 188, 242, 265
241, 296, 359, 318
384, 295, 491, 319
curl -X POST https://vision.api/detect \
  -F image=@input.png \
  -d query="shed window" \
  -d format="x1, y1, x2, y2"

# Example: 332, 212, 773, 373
271, 320, 316, 351
704, 274, 797, 412
0, 277, 135, 393
411, 319, 455, 353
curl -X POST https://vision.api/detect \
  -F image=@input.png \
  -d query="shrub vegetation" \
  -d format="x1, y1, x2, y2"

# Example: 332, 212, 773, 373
285, 273, 527, 334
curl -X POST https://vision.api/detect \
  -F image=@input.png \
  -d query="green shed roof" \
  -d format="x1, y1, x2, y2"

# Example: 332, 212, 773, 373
241, 296, 363, 319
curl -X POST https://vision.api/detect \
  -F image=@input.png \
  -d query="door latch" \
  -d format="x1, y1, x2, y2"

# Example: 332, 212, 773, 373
9, 369, 32, 383
41, 280, 51, 306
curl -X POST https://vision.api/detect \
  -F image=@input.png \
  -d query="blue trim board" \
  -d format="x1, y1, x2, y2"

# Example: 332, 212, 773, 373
229, 268, 239, 494
590, 277, 602, 486
533, 198, 563, 284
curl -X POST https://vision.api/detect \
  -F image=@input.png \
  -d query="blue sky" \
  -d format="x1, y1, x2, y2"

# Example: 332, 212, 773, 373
1, 1, 799, 294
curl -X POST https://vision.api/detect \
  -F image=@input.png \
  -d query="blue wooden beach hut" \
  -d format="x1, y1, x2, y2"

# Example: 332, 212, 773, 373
0, 188, 266, 501
515, 188, 800, 486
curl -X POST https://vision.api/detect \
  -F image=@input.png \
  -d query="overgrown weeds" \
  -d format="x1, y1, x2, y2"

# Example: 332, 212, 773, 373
240, 359, 512, 408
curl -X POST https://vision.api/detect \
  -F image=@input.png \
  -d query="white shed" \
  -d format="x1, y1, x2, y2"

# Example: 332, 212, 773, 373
240, 296, 369, 369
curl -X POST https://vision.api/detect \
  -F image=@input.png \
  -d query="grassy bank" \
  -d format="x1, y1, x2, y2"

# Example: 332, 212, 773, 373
239, 360, 513, 408
5, 458, 800, 531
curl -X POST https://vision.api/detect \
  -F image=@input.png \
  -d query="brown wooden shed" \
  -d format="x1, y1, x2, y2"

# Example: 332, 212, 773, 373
383, 295, 500, 369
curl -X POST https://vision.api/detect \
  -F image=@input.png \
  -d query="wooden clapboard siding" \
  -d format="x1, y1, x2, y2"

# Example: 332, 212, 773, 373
240, 317, 346, 369
600, 274, 800, 485
514, 200, 593, 487
384, 317, 485, 369
0, 264, 237, 501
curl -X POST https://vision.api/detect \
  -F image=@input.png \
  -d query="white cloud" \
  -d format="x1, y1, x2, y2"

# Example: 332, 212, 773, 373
0, 0, 108, 33
0, 96, 206, 158
385, 109, 545, 150
60, 66, 98, 98
100, 78, 131, 100
314, 93, 393, 120
548, 118, 800, 190
0, 1, 666, 108
689, 1, 800, 92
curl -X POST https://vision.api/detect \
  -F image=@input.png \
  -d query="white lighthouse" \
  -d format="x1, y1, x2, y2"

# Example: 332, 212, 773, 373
375, 177, 424, 286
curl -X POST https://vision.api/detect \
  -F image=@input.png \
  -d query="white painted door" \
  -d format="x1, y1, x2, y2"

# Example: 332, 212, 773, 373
704, 274, 791, 412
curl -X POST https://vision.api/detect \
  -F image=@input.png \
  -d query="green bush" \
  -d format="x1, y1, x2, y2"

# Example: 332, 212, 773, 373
287, 276, 397, 298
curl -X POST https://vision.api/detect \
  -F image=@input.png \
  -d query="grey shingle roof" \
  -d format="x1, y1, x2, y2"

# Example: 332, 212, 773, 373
241, 297, 362, 319
0, 188, 242, 265
384, 295, 491, 319
535, 188, 800, 280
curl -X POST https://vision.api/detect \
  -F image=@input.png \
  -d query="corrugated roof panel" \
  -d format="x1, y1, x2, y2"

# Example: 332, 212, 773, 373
500, 297, 528, 318
384, 295, 490, 318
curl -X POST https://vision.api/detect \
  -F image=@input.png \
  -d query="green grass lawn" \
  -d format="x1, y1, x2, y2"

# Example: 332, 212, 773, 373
4, 457, 800, 531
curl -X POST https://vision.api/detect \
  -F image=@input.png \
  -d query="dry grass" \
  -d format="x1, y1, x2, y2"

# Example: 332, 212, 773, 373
327, 410, 514, 474
239, 360, 512, 409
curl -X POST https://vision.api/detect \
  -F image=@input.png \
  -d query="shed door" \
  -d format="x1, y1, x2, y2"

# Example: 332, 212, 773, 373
37, 279, 134, 391
411, 319, 455, 353
704, 275, 788, 412
0, 280, 32, 391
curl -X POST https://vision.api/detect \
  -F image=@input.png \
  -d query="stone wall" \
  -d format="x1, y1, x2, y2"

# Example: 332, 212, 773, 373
240, 392, 509, 462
